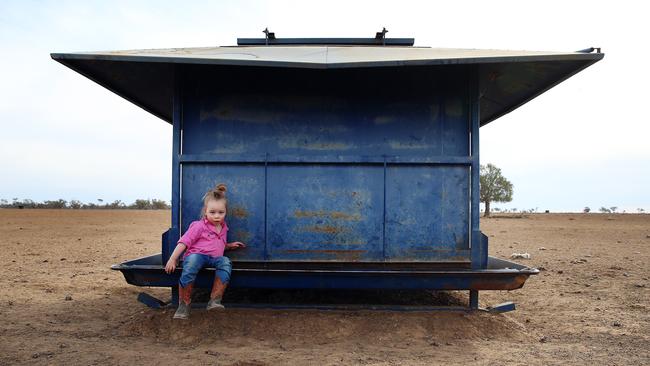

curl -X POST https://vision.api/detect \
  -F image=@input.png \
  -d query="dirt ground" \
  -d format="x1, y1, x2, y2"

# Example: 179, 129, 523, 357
0, 209, 648, 365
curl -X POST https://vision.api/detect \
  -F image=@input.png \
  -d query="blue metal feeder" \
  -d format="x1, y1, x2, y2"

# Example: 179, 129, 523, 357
52, 32, 603, 311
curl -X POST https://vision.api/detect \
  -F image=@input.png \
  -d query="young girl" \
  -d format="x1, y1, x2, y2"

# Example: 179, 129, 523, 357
164, 183, 246, 319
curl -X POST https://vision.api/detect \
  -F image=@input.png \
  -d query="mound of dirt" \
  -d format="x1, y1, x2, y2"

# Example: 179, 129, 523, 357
120, 292, 532, 347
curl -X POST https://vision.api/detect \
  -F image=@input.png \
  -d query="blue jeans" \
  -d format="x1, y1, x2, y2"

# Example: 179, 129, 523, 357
179, 253, 232, 288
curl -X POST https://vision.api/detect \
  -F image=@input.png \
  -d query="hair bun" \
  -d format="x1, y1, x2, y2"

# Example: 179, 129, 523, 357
215, 184, 227, 192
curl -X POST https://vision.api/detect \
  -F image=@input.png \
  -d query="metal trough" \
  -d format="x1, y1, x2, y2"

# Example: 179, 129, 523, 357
112, 253, 537, 291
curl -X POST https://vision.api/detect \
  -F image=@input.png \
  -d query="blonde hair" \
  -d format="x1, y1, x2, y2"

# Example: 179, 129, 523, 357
200, 183, 227, 218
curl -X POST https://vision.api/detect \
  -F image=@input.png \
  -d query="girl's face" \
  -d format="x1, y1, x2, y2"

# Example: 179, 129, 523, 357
205, 199, 226, 226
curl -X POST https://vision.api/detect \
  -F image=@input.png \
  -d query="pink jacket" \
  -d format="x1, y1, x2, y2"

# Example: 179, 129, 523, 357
178, 218, 228, 259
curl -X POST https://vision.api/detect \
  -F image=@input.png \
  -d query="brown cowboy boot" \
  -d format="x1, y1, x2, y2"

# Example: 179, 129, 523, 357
173, 283, 193, 319
206, 277, 227, 311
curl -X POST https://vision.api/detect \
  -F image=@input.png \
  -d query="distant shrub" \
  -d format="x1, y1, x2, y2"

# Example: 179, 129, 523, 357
151, 199, 170, 210
107, 200, 126, 209
41, 199, 67, 209
130, 199, 152, 210
1, 198, 170, 210
128, 199, 171, 210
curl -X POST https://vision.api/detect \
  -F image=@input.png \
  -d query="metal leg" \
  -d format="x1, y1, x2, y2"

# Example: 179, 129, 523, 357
171, 286, 179, 306
469, 290, 479, 309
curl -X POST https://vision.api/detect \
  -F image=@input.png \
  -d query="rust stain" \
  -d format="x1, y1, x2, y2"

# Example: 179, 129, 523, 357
511, 275, 528, 289
303, 142, 351, 151
302, 225, 345, 234
294, 210, 323, 218
320, 240, 366, 246
469, 275, 528, 290
232, 230, 251, 242
388, 140, 430, 150
282, 249, 366, 261
200, 96, 280, 124
283, 250, 366, 254
294, 210, 361, 221
230, 206, 248, 219
277, 134, 352, 151
330, 211, 361, 220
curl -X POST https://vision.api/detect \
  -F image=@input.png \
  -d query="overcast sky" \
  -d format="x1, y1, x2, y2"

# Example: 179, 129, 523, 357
1, 0, 648, 212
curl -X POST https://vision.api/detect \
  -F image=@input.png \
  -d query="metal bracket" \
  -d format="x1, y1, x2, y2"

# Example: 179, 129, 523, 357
375, 27, 388, 46
137, 292, 169, 309
485, 301, 516, 313
577, 47, 601, 54
263, 28, 276, 46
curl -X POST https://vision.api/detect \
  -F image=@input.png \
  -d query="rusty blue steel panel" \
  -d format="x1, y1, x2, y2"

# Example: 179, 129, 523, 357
185, 94, 449, 157
177, 65, 473, 264
385, 165, 470, 261
181, 164, 266, 261
181, 66, 468, 158
267, 165, 384, 261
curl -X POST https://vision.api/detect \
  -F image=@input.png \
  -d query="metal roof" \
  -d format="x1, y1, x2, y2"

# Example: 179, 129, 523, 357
51, 45, 603, 126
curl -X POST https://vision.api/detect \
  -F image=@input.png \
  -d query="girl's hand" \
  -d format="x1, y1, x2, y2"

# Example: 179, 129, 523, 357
164, 258, 177, 274
226, 242, 246, 250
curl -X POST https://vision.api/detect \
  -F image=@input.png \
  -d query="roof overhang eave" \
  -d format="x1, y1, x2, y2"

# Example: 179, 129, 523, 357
50, 50, 604, 126
50, 51, 603, 70
479, 55, 603, 126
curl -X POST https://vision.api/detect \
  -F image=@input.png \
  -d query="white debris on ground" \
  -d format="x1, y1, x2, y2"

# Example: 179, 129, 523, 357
510, 253, 531, 259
